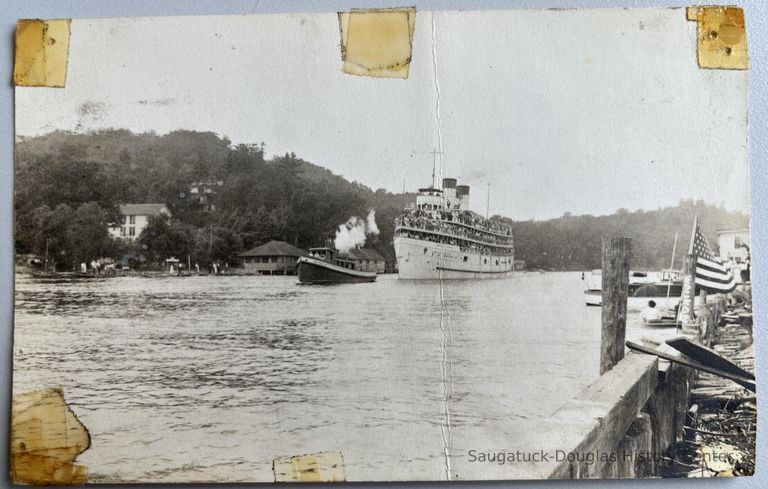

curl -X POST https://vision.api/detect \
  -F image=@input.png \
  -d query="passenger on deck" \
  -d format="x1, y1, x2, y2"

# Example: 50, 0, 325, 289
640, 300, 663, 323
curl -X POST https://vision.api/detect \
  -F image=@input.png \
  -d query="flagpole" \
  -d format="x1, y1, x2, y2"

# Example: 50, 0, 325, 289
688, 216, 698, 255
665, 232, 678, 305
677, 216, 699, 326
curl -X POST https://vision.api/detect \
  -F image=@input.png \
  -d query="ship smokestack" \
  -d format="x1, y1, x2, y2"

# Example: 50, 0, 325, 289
456, 184, 470, 211
442, 178, 457, 210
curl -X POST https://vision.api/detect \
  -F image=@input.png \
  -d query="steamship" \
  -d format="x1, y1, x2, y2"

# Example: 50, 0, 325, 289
394, 178, 514, 279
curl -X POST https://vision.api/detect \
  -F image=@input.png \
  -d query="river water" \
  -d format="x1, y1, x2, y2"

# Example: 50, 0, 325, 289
13, 272, 675, 482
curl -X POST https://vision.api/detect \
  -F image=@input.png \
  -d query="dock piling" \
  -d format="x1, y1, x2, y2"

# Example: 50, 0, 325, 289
600, 236, 631, 375
616, 413, 653, 477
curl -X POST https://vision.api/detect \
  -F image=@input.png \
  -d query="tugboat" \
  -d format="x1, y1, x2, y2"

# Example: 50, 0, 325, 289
296, 247, 377, 284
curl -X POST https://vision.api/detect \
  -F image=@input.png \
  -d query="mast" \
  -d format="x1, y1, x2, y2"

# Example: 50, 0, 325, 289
486, 183, 491, 219
429, 149, 443, 188
432, 153, 435, 188
665, 232, 678, 302
670, 232, 679, 271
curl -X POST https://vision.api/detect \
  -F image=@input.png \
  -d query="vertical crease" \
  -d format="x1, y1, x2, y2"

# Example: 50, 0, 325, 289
431, 12, 445, 177
437, 274, 452, 480
432, 11, 452, 481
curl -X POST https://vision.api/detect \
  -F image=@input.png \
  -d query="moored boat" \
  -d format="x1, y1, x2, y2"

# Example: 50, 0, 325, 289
583, 269, 686, 311
297, 247, 377, 284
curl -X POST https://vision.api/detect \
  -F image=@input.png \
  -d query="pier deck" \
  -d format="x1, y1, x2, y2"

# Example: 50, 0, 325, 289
521, 239, 755, 479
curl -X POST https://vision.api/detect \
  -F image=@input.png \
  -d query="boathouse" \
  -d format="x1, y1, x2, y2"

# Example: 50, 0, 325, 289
347, 248, 386, 273
238, 240, 307, 275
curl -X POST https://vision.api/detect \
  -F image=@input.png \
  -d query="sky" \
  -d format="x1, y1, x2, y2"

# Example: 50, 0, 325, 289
15, 8, 750, 220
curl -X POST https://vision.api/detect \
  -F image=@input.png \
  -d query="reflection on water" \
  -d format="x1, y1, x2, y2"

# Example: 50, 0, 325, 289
13, 272, 664, 482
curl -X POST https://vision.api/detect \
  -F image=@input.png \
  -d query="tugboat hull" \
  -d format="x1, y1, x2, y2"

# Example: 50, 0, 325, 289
297, 256, 376, 284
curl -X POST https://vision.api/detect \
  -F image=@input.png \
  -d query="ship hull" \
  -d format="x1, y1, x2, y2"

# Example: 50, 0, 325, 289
296, 256, 377, 284
394, 236, 513, 280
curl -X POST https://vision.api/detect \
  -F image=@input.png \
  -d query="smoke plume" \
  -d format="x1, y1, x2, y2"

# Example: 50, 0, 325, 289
334, 210, 379, 253
366, 209, 380, 235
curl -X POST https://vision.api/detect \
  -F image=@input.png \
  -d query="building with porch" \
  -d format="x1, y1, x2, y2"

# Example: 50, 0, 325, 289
187, 181, 223, 212
347, 248, 386, 273
239, 240, 307, 275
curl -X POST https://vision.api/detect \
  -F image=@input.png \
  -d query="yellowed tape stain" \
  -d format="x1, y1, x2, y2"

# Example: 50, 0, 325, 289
687, 6, 748, 70
11, 388, 91, 485
13, 19, 72, 87
338, 7, 416, 79
273, 451, 346, 482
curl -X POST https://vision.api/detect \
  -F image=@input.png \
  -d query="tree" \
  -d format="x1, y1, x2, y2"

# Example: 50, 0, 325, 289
14, 204, 78, 269
48, 204, 76, 268
139, 215, 195, 264
15, 154, 122, 221
67, 202, 113, 266
14, 205, 52, 255
209, 227, 242, 265
14, 129, 752, 272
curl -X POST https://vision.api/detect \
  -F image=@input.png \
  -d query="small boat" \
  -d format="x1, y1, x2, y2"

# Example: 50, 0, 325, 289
627, 340, 755, 392
297, 247, 377, 284
666, 337, 755, 382
30, 271, 69, 279
74, 272, 100, 279
583, 269, 686, 311
641, 317, 681, 328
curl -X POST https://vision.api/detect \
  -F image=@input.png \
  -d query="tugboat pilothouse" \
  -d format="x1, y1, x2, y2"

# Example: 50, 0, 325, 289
394, 178, 514, 279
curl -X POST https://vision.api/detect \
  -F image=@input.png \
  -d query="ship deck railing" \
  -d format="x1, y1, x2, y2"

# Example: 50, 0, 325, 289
395, 225, 515, 250
396, 213, 511, 238
438, 218, 511, 238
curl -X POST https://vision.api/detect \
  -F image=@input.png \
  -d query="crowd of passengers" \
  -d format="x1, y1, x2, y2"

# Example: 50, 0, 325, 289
396, 211, 512, 250
395, 230, 514, 255
395, 209, 513, 247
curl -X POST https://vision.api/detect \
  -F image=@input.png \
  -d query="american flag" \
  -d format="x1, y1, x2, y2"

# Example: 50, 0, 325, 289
691, 222, 737, 293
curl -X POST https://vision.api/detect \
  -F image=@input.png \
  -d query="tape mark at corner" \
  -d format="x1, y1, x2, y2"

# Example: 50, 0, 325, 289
687, 6, 748, 70
13, 19, 72, 87
338, 7, 416, 79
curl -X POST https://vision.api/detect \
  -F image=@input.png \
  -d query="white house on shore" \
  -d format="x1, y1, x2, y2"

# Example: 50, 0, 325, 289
109, 204, 172, 241
717, 228, 750, 262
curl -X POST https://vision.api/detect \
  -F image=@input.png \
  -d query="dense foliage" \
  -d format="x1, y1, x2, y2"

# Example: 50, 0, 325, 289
499, 203, 749, 271
15, 129, 749, 270
15, 130, 413, 269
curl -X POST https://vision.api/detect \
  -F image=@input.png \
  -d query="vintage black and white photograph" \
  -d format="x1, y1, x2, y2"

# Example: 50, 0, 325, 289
11, 6, 755, 483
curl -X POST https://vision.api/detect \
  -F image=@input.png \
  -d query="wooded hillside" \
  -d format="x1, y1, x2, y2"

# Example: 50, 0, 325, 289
15, 130, 748, 270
